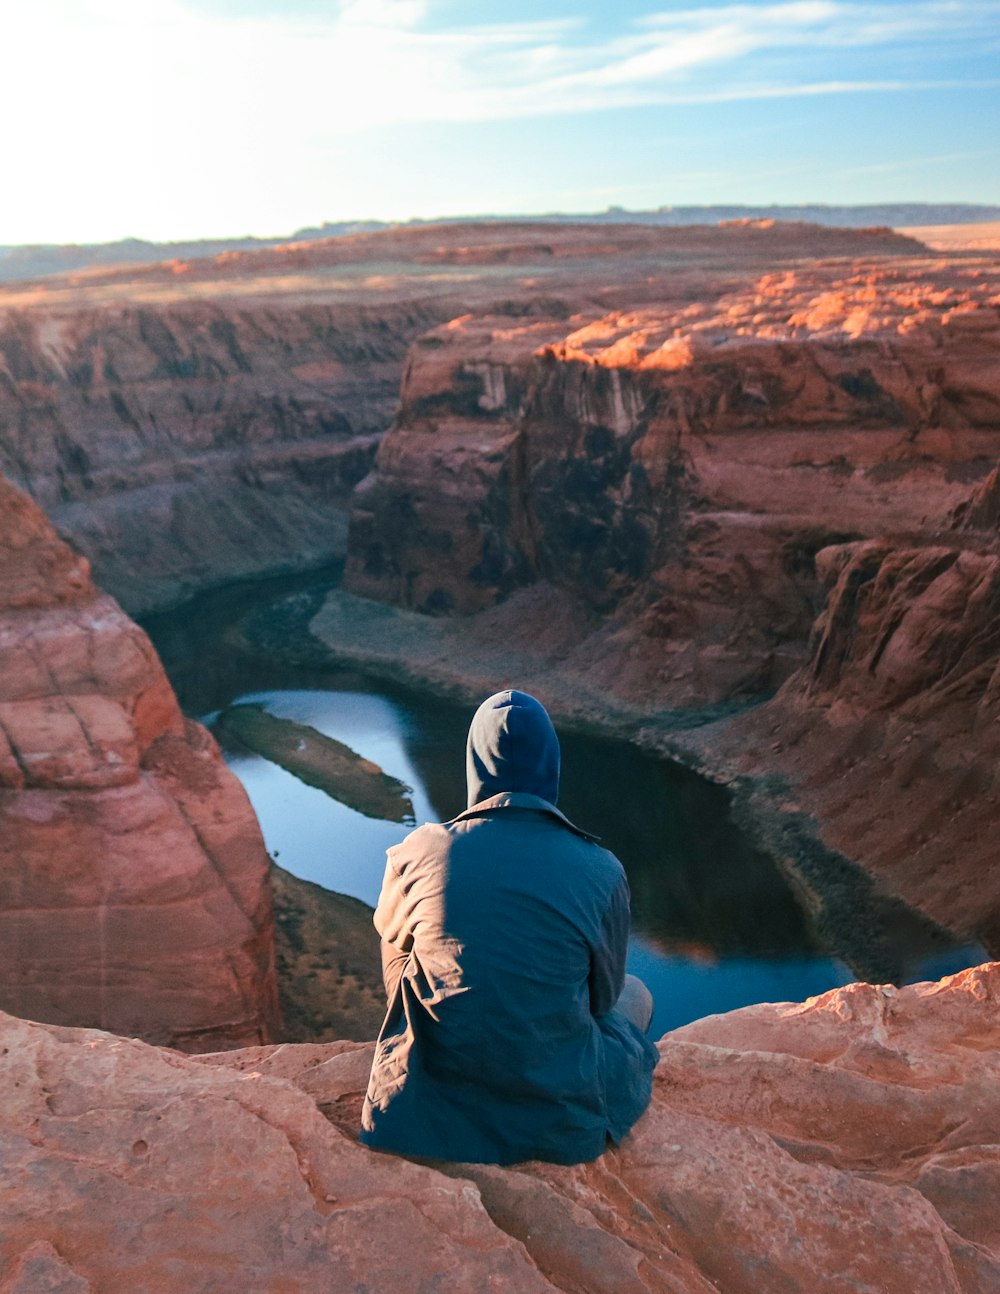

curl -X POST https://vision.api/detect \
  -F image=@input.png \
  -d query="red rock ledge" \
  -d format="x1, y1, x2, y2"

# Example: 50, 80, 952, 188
1, 961, 997, 1291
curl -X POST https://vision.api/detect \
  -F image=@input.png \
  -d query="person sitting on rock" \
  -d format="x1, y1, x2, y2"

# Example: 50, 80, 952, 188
360, 688, 658, 1165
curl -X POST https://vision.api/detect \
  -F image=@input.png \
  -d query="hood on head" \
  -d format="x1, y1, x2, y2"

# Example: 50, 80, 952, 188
466, 690, 560, 808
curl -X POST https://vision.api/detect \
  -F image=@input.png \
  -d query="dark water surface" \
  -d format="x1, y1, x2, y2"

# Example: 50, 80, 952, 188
144, 576, 981, 1038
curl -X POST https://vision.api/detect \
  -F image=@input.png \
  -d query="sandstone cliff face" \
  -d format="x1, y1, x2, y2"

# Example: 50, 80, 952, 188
0, 222, 923, 615
699, 536, 1000, 946
0, 475, 280, 1049
2, 961, 998, 1292
345, 258, 1000, 708
338, 247, 1000, 948
0, 295, 447, 610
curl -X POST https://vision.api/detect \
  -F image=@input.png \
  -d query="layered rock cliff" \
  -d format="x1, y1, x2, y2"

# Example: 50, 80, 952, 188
0, 221, 922, 614
346, 256, 1000, 707
0, 474, 280, 1049
338, 248, 1000, 947
691, 534, 1000, 949
0, 291, 449, 610
2, 961, 998, 1291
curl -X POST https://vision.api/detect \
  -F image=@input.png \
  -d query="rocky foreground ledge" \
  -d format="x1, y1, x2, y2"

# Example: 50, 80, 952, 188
2, 963, 998, 1293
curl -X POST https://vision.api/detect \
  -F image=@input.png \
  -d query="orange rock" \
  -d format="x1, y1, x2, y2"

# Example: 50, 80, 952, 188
0, 220, 936, 615
0, 295, 448, 613
0, 475, 280, 1049
344, 256, 1000, 711
3, 960, 997, 1292
693, 534, 1000, 943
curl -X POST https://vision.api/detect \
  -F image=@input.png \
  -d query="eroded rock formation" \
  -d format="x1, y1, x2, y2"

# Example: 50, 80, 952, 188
0, 474, 280, 1049
346, 257, 1000, 708
0, 221, 923, 613
337, 246, 1000, 948
0, 291, 448, 610
4, 219, 998, 1019
691, 536, 1000, 947
2, 961, 998, 1292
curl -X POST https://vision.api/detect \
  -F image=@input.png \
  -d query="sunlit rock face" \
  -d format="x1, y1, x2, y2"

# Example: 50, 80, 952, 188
344, 256, 1000, 709
0, 475, 280, 1049
2, 961, 998, 1291
0, 220, 922, 615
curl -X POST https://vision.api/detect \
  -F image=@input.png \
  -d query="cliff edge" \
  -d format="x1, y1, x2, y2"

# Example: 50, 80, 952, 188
2, 961, 998, 1291
0, 474, 280, 1049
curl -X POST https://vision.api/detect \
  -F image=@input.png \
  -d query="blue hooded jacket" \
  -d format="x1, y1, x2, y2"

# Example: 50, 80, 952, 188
360, 690, 658, 1165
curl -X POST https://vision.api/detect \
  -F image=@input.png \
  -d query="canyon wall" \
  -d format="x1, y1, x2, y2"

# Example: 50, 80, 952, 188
0, 291, 448, 611
0, 474, 280, 1049
3, 961, 998, 1291
4, 221, 997, 975
695, 530, 1000, 948
341, 248, 1000, 942
346, 257, 1000, 706
0, 221, 921, 614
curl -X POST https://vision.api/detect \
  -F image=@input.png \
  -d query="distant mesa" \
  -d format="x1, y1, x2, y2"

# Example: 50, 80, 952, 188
3, 202, 999, 282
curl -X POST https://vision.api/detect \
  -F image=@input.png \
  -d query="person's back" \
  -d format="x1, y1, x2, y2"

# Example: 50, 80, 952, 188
360, 690, 658, 1165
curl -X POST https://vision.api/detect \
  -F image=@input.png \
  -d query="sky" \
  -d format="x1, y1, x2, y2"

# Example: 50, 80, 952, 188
2, 0, 999, 245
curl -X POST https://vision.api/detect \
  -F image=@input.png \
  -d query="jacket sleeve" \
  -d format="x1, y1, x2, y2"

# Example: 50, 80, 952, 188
373, 850, 413, 998
589, 870, 630, 1017
380, 938, 409, 1001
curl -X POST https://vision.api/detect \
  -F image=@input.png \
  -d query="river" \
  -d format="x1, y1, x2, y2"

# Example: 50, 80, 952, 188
144, 574, 982, 1039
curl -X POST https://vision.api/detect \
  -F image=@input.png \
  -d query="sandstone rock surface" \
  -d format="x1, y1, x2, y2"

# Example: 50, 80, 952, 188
689, 535, 1000, 947
337, 241, 1000, 951
0, 474, 280, 1049
0, 221, 925, 613
0, 294, 447, 611
346, 256, 1000, 708
3, 961, 998, 1292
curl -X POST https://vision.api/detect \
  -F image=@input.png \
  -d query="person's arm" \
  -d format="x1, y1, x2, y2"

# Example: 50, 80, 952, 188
373, 850, 413, 999
380, 937, 409, 1000
589, 871, 630, 1017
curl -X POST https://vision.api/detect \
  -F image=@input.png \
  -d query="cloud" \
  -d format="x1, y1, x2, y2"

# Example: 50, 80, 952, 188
5, 0, 997, 138
836, 145, 1000, 176
471, 2, 1000, 110
1, 0, 996, 240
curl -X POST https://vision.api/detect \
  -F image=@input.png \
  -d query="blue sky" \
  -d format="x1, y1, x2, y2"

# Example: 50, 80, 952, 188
3, 0, 998, 244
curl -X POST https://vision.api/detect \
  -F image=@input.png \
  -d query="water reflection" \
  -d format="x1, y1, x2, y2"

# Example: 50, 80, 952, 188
213, 687, 455, 904
145, 583, 984, 1040
557, 741, 824, 959
209, 682, 854, 1040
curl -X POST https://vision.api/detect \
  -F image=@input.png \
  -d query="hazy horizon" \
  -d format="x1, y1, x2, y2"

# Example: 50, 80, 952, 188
3, 200, 1000, 256
5, 0, 999, 246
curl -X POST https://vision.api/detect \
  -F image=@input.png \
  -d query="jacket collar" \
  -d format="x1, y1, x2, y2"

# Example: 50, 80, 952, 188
446, 791, 599, 842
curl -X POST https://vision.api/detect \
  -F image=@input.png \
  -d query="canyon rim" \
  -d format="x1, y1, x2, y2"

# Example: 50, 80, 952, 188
1, 218, 999, 1291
